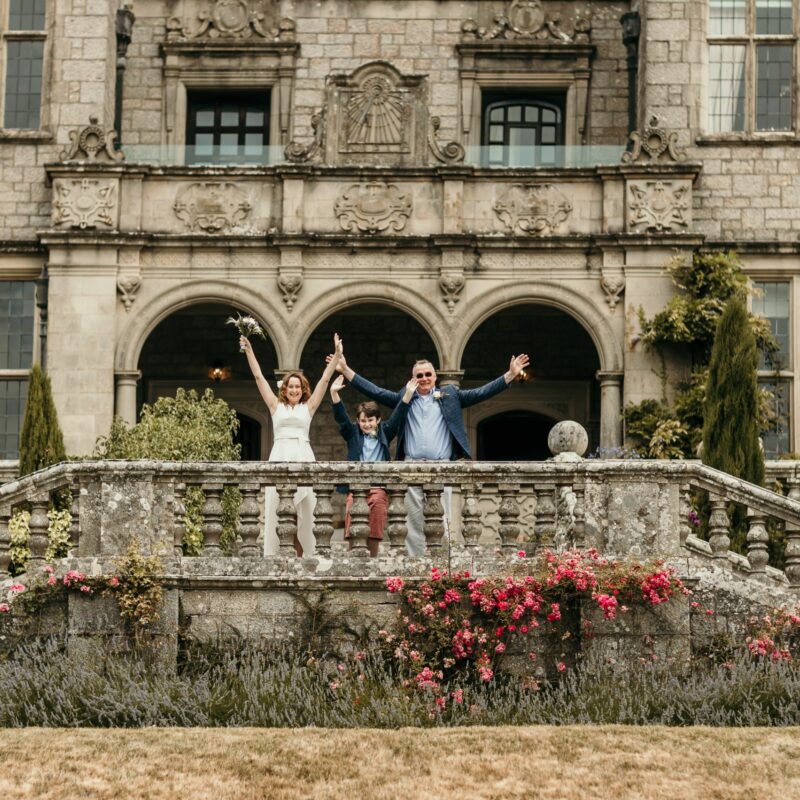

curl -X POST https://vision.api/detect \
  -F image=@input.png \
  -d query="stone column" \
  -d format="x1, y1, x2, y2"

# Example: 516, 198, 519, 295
115, 370, 141, 426
437, 370, 464, 388
596, 371, 623, 450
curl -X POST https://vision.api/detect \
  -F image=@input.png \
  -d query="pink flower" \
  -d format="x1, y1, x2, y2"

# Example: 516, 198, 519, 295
0, 603, 9, 613
556, 661, 567, 673
47, 576, 57, 587
108, 576, 120, 588
386, 576, 405, 594
494, 642, 506, 654
42, 565, 54, 574
80, 585, 91, 594
450, 688, 464, 704
517, 550, 526, 558
705, 609, 714, 616
9, 584, 25, 594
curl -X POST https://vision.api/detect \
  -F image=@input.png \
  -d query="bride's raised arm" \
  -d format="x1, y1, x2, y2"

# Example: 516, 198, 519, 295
241, 336, 279, 415
307, 333, 343, 417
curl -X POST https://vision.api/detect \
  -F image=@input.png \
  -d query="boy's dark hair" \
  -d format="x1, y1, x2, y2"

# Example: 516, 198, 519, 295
357, 401, 381, 419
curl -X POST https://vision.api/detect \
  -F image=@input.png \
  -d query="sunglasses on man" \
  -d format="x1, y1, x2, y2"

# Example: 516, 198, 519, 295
415, 371, 434, 378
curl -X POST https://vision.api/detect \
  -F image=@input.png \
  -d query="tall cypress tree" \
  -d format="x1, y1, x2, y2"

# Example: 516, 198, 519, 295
18, 364, 66, 476
702, 294, 764, 549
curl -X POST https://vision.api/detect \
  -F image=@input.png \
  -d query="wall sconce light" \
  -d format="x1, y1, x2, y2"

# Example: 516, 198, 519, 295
208, 360, 231, 382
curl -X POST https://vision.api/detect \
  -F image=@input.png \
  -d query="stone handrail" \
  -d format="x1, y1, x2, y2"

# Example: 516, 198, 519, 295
0, 459, 798, 586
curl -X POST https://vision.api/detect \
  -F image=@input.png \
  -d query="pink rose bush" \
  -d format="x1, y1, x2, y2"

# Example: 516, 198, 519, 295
746, 605, 800, 663
382, 549, 696, 709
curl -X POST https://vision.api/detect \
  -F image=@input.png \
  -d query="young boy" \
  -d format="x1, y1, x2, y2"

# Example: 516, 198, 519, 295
330, 374, 416, 556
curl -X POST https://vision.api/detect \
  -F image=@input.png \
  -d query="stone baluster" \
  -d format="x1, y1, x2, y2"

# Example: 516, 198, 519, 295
572, 484, 586, 549
745, 508, 769, 572
201, 483, 224, 556
348, 485, 371, 557
311, 484, 335, 554
498, 483, 521, 552
238, 483, 262, 558
784, 476, 800, 587
707, 493, 731, 558
423, 483, 445, 552
386, 486, 407, 550
275, 483, 298, 555
535, 484, 557, 552
172, 482, 186, 557
461, 485, 482, 549
0, 505, 11, 576
678, 482, 692, 545
28, 494, 50, 567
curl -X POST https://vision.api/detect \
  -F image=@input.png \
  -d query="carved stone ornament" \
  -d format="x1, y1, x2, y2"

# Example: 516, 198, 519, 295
278, 273, 302, 311
493, 184, 572, 235
428, 117, 465, 164
621, 115, 686, 163
59, 116, 124, 162
53, 179, 117, 229
628, 181, 689, 233
284, 108, 325, 163
173, 182, 251, 233
462, 0, 590, 43
439, 274, 465, 313
166, 0, 295, 41
334, 182, 412, 234
117, 274, 142, 312
600, 273, 625, 311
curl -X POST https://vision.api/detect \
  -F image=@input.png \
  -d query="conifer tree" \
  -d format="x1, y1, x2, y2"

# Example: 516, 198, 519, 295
702, 294, 764, 549
18, 364, 66, 476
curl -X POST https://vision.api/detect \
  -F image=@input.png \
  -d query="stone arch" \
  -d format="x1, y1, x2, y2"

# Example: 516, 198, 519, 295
452, 282, 623, 372
115, 280, 290, 372
288, 282, 450, 367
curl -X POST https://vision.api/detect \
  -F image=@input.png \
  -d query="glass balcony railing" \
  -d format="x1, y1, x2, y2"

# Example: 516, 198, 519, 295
105, 144, 628, 169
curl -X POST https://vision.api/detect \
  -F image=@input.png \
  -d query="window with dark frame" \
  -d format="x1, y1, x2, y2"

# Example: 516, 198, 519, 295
186, 90, 271, 164
481, 94, 565, 167
3, 0, 46, 130
708, 0, 795, 134
0, 281, 34, 460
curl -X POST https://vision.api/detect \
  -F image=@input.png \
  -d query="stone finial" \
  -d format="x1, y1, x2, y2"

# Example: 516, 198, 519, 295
547, 421, 589, 461
621, 115, 686, 163
284, 109, 325, 163
60, 116, 125, 162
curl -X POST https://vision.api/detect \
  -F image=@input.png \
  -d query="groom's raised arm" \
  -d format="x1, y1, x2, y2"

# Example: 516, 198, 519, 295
350, 373, 403, 408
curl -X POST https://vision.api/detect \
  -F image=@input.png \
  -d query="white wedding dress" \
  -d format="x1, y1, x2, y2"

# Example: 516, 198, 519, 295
263, 402, 317, 556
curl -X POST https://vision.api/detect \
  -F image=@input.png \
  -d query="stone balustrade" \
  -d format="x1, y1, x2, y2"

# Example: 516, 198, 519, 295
1, 459, 799, 587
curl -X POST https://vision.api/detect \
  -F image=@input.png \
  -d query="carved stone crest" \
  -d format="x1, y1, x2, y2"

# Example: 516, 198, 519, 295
117, 275, 142, 312
166, 0, 295, 41
277, 273, 303, 311
628, 181, 690, 233
334, 182, 412, 234
493, 184, 572, 235
462, 0, 589, 43
439, 274, 465, 313
621, 115, 686, 163
60, 116, 124, 162
173, 182, 251, 233
53, 179, 117, 229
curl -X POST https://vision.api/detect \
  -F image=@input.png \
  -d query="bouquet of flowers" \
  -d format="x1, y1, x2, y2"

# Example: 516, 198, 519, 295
226, 313, 267, 352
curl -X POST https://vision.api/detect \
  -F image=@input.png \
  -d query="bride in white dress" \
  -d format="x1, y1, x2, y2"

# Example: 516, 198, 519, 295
240, 333, 342, 556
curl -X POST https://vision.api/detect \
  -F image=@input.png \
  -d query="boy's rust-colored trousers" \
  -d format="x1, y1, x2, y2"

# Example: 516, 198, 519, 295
344, 487, 389, 540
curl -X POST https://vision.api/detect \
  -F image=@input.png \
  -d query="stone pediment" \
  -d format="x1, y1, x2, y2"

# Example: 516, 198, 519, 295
166, 0, 295, 42
462, 0, 591, 44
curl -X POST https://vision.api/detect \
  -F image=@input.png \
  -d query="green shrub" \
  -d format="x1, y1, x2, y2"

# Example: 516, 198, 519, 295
18, 364, 66, 477
95, 389, 241, 554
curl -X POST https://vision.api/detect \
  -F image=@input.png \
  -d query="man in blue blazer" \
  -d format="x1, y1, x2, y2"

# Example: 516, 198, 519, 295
335, 352, 530, 554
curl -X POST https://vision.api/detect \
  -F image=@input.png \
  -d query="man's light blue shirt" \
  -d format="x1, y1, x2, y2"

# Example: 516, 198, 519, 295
404, 390, 452, 460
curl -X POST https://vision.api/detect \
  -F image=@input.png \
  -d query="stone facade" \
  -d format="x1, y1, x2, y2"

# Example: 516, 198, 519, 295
0, 0, 799, 462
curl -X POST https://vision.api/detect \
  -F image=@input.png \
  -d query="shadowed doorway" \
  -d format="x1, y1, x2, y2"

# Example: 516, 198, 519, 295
477, 410, 556, 461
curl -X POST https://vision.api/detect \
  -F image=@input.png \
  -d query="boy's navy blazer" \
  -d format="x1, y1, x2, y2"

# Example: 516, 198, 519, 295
332, 397, 410, 462
349, 373, 509, 460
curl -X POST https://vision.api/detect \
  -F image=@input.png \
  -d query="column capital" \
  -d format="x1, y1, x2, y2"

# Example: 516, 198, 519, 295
114, 369, 141, 384
595, 370, 624, 385
437, 370, 464, 387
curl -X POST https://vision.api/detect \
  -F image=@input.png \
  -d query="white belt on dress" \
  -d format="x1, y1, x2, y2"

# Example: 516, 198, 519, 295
274, 435, 310, 443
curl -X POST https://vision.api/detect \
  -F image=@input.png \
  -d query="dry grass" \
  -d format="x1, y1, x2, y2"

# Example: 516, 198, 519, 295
0, 726, 798, 799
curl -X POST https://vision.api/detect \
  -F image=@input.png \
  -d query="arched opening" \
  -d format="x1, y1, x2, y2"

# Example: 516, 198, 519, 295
137, 302, 279, 457
299, 302, 439, 460
477, 410, 557, 461
461, 304, 601, 459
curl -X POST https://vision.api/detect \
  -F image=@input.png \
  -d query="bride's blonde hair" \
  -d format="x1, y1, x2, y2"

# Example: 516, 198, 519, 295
278, 372, 311, 405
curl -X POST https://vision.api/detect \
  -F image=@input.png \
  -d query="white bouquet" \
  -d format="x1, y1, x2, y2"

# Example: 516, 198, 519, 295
226, 313, 267, 352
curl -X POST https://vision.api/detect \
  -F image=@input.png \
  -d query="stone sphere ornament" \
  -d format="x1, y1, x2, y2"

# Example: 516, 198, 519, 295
547, 421, 589, 460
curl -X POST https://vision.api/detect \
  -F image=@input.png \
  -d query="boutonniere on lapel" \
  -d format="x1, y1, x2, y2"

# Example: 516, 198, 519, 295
367, 430, 379, 439
432, 390, 443, 401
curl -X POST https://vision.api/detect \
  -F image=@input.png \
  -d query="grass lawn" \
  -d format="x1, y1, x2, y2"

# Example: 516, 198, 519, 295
0, 726, 798, 799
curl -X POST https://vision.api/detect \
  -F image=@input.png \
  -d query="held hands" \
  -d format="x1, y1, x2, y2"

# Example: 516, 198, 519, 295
326, 352, 349, 374
333, 332, 344, 358
403, 377, 419, 402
